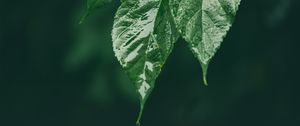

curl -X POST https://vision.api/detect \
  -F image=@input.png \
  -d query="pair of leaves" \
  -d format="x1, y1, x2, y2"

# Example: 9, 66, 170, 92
83, 0, 241, 125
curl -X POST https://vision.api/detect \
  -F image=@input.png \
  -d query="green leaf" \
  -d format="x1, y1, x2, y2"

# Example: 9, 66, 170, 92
80, 0, 112, 24
169, 0, 241, 85
112, 0, 178, 125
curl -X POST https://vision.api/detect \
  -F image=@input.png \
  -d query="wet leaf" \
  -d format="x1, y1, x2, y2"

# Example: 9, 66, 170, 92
111, 0, 178, 124
169, 0, 241, 85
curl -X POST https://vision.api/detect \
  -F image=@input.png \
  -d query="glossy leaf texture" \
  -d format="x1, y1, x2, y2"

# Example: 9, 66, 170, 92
111, 0, 179, 124
169, 0, 241, 85
80, 0, 112, 24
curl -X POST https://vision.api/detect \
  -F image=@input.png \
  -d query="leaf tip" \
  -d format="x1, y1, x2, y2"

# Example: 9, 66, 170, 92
136, 115, 141, 126
136, 121, 141, 126
78, 20, 84, 25
78, 13, 88, 25
201, 63, 209, 86
203, 75, 208, 86
136, 104, 144, 126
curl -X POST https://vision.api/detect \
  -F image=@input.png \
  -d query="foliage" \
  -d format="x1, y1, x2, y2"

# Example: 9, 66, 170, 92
82, 0, 241, 125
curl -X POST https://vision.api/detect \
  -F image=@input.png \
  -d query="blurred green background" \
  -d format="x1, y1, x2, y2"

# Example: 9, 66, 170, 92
1, 0, 300, 126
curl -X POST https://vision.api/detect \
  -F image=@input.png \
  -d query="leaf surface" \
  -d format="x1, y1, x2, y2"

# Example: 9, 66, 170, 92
111, 0, 178, 124
169, 0, 241, 85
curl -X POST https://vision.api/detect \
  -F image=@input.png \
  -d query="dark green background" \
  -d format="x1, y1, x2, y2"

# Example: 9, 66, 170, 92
1, 0, 300, 126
